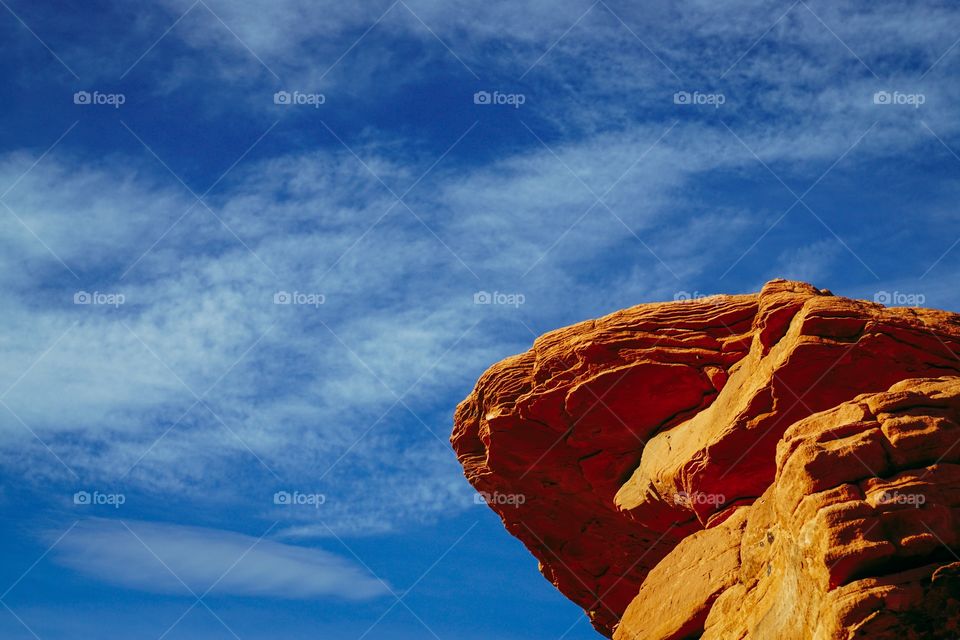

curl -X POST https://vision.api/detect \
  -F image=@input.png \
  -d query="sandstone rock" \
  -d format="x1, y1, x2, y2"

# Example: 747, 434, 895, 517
701, 377, 960, 640
451, 280, 960, 637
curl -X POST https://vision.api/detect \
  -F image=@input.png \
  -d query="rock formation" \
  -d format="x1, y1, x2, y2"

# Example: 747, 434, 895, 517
451, 280, 960, 639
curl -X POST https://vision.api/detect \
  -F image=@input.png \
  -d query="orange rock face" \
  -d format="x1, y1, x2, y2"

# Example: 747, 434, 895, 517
451, 280, 960, 638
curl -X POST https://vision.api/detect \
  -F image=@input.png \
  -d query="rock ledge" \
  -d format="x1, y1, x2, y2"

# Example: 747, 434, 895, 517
452, 280, 960, 638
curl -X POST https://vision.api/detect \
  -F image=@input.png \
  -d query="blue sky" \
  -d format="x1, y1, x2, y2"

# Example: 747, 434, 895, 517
0, 1, 959, 638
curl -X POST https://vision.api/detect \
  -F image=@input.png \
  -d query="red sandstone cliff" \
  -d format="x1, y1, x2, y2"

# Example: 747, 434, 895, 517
451, 280, 960, 638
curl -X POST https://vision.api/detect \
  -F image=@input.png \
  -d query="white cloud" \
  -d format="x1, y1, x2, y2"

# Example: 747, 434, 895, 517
0, 111, 937, 518
4, 0, 960, 533
54, 519, 390, 599
0, 145, 518, 534
111, 1, 958, 139
772, 238, 842, 283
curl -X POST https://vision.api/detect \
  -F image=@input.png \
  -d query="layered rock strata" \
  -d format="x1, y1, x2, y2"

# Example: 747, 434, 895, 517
452, 280, 960, 638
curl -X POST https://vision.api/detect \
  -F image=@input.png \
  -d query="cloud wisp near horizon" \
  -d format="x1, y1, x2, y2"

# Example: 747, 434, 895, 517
1, 1, 960, 638
53, 519, 391, 600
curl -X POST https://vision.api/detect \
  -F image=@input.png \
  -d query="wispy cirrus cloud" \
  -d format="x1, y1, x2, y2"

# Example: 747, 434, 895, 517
3, 98, 959, 536
54, 519, 390, 599
2, 0, 960, 545
3, 2, 960, 639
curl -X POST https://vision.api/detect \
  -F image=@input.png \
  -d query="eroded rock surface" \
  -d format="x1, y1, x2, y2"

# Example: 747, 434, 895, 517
451, 280, 960, 638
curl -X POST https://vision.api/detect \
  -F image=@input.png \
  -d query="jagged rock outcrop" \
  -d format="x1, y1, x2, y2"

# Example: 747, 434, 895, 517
451, 280, 960, 638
